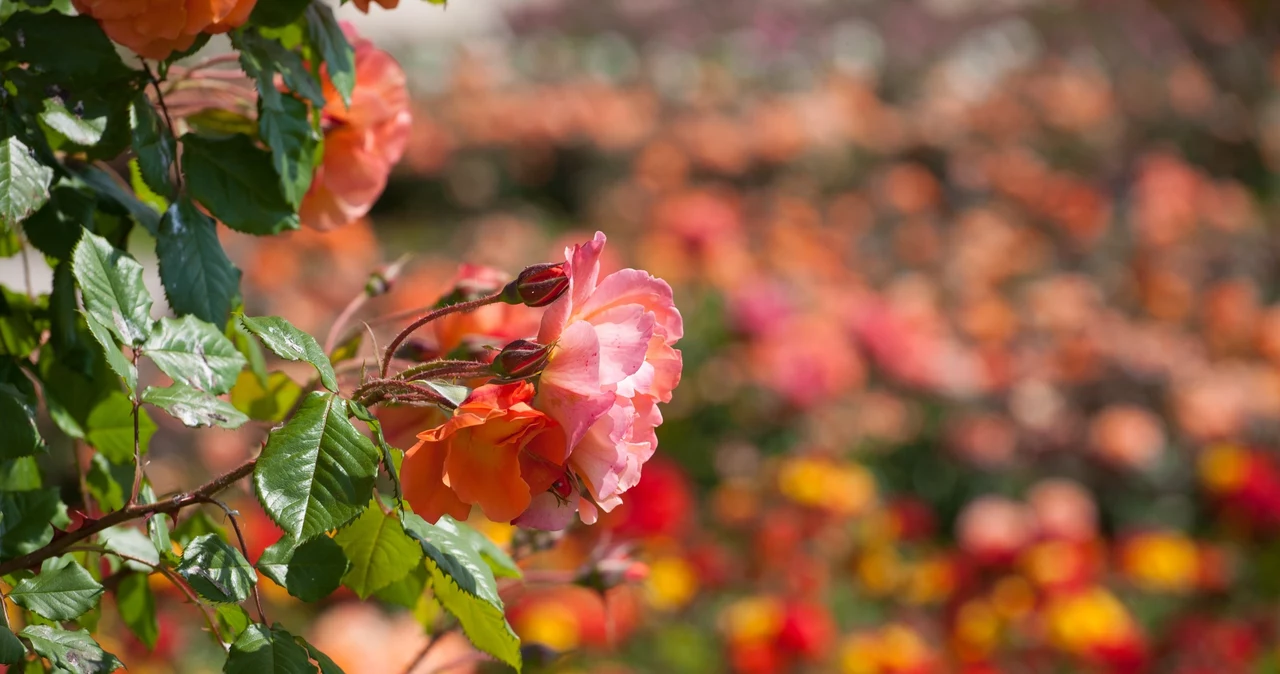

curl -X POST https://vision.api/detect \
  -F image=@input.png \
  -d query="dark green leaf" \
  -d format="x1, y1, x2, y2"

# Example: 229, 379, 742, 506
333, 503, 420, 599
259, 94, 319, 209
257, 535, 349, 602
0, 136, 54, 227
85, 391, 156, 464
71, 230, 151, 345
9, 556, 103, 621
403, 513, 522, 671
231, 371, 303, 422
83, 313, 137, 394
130, 94, 176, 199
254, 392, 379, 542
234, 29, 325, 107
439, 515, 521, 580
19, 626, 122, 674
101, 526, 160, 571
156, 198, 242, 329
86, 452, 130, 512
348, 402, 401, 507
0, 488, 67, 560
75, 165, 160, 236
142, 383, 249, 429
0, 383, 41, 460
223, 624, 313, 674
229, 313, 270, 386
239, 315, 338, 391
40, 98, 107, 147
248, 0, 311, 27
0, 625, 24, 665
143, 315, 245, 394
304, 3, 354, 105
181, 133, 299, 235
177, 533, 256, 604
0, 13, 133, 84
21, 183, 93, 259
115, 572, 159, 649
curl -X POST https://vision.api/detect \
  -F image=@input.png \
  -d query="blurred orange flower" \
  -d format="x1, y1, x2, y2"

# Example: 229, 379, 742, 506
73, 0, 256, 59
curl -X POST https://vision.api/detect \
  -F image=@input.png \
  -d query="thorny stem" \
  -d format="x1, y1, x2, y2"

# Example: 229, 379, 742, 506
353, 379, 461, 410
395, 359, 492, 383
198, 497, 269, 625
379, 293, 504, 379
129, 350, 143, 506
0, 457, 257, 578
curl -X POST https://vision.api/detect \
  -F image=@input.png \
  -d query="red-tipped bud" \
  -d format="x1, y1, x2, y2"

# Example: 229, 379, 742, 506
501, 262, 569, 307
491, 339, 554, 381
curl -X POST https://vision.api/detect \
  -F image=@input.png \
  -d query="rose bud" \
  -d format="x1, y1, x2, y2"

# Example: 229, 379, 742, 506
501, 262, 569, 307
492, 339, 554, 381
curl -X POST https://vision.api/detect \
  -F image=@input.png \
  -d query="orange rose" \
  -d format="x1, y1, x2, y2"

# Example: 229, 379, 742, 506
299, 25, 411, 230
402, 381, 567, 524
72, 0, 256, 60
351, 0, 399, 11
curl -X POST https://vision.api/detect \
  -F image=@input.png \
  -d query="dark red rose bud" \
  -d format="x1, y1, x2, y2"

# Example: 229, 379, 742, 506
501, 262, 569, 307
491, 339, 554, 381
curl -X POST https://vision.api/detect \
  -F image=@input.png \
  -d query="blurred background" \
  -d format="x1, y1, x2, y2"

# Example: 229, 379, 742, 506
36, 0, 1280, 671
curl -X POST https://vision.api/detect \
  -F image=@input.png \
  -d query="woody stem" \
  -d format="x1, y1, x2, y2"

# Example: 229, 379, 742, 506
395, 360, 492, 382
378, 293, 504, 379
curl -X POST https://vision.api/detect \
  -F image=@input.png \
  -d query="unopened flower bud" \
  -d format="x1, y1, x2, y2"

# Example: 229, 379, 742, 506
501, 262, 569, 307
491, 339, 554, 382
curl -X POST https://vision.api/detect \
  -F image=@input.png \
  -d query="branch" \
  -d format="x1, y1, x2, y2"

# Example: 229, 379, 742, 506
379, 293, 503, 379
0, 457, 257, 578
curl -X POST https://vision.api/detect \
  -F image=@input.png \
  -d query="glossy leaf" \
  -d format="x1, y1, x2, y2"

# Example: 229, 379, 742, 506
19, 626, 122, 674
177, 533, 256, 604
71, 230, 152, 345
143, 315, 245, 394
257, 535, 349, 602
156, 198, 242, 329
9, 556, 104, 621
115, 573, 159, 649
304, 3, 355, 105
239, 315, 338, 391
40, 98, 107, 147
402, 513, 522, 671
181, 133, 299, 235
0, 383, 42, 460
142, 383, 249, 429
216, 604, 252, 643
130, 94, 175, 199
223, 624, 313, 674
259, 94, 319, 209
439, 514, 521, 580
101, 525, 160, 571
0, 136, 54, 228
254, 392, 380, 542
83, 314, 137, 394
333, 503, 421, 599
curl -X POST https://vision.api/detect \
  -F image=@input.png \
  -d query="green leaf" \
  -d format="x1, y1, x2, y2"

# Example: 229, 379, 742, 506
142, 383, 249, 429
304, 3, 355, 105
256, 535, 349, 602
239, 315, 338, 391
0, 383, 42, 460
177, 533, 256, 604
71, 230, 152, 345
143, 315, 245, 394
0, 625, 24, 665
420, 380, 470, 408
0, 287, 47, 357
83, 314, 137, 394
22, 183, 94, 259
86, 452, 131, 512
234, 29, 325, 108
215, 604, 252, 643
148, 513, 174, 562
85, 392, 156, 464
173, 509, 227, 548
333, 503, 421, 599
115, 572, 159, 650
229, 314, 270, 386
248, 0, 311, 27
181, 133, 299, 235
259, 94, 319, 209
402, 513, 521, 671
0, 136, 54, 228
130, 94, 176, 199
254, 392, 379, 542
327, 331, 361, 366
19, 626, 122, 674
299, 637, 346, 674
348, 402, 401, 507
100, 526, 160, 571
223, 624, 313, 674
9, 556, 103, 621
156, 198, 242, 329
231, 371, 303, 423
75, 165, 160, 236
40, 98, 107, 147
129, 158, 168, 215
185, 108, 259, 137
372, 559, 427, 609
0, 488, 67, 560
439, 515, 521, 580
0, 13, 133, 84
0, 456, 42, 491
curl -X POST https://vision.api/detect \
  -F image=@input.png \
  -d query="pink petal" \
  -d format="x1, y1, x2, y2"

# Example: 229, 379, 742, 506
513, 491, 578, 531
590, 305, 655, 387
536, 320, 613, 454
538, 232, 607, 343
577, 269, 683, 343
